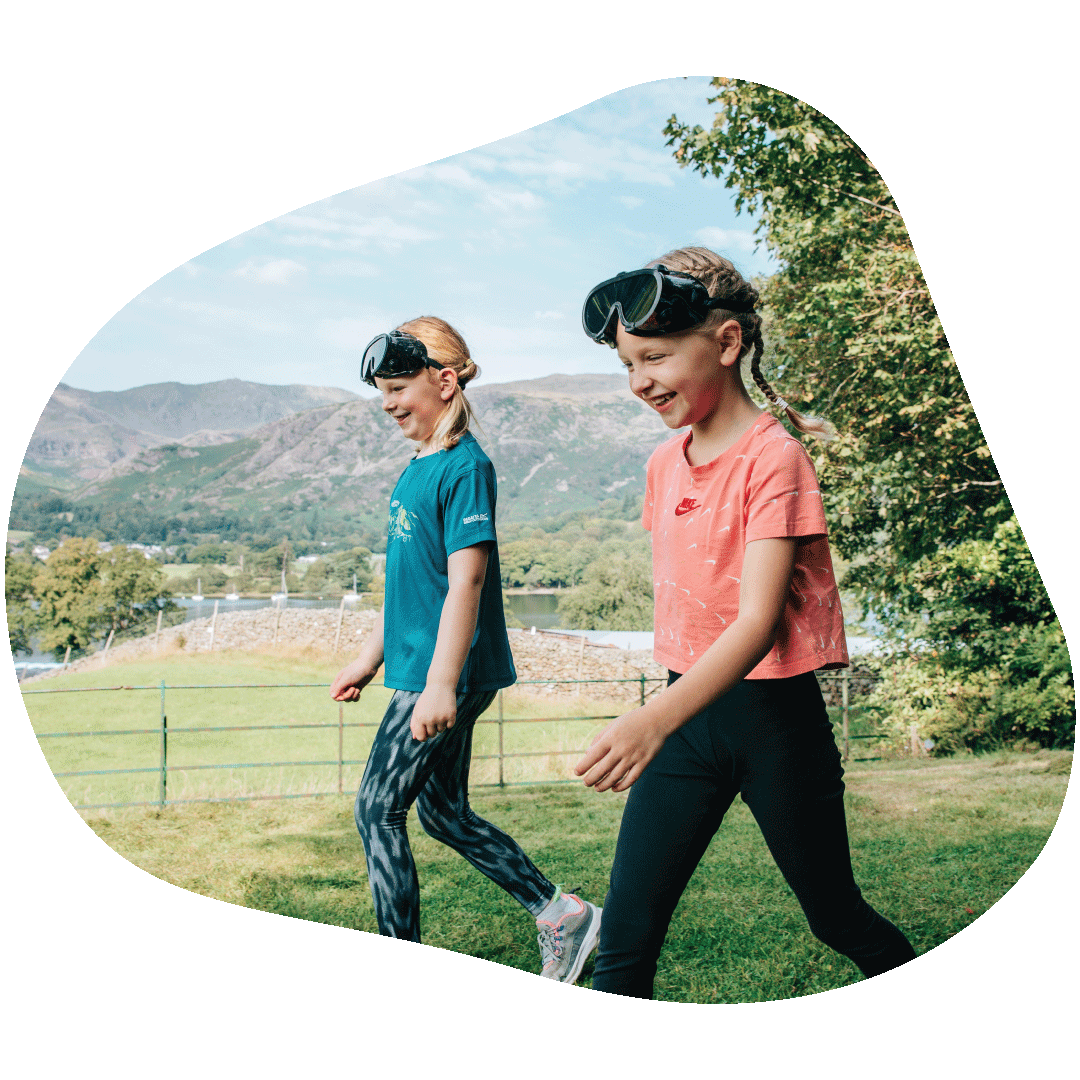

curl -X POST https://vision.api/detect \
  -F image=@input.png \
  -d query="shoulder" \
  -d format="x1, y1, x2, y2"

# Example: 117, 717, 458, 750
747, 418, 818, 477
647, 432, 687, 472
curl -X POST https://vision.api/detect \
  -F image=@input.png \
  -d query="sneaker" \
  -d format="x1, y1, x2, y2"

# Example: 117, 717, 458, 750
536, 893, 602, 984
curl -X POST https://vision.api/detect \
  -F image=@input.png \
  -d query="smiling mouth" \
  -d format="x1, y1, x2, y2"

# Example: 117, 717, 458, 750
649, 392, 676, 409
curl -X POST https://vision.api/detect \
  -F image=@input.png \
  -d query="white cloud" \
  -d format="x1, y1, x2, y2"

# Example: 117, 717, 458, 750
616, 195, 644, 209
233, 258, 307, 285
321, 259, 379, 278
693, 226, 759, 254
533, 310, 564, 320
439, 279, 488, 299
157, 296, 295, 335
274, 207, 438, 252
318, 315, 385, 351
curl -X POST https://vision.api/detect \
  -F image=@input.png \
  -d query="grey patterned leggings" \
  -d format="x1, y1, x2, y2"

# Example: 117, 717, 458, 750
354, 688, 556, 940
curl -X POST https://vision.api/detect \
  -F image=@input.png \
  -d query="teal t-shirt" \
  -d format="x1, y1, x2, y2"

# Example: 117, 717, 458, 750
382, 431, 516, 693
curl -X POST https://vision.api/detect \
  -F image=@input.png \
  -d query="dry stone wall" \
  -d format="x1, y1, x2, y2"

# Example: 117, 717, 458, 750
43, 613, 866, 705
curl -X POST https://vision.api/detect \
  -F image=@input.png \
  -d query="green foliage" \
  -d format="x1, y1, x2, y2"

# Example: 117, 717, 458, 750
558, 539, 654, 631
866, 520, 1074, 751
5, 553, 39, 656
187, 543, 228, 564
31, 538, 174, 659
666, 80, 1071, 750
665, 79, 1011, 590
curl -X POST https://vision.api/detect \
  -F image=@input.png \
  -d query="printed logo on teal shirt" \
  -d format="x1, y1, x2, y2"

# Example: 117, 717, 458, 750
388, 500, 418, 543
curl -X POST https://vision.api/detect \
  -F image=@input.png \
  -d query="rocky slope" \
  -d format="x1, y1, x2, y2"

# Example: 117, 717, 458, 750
22, 374, 671, 531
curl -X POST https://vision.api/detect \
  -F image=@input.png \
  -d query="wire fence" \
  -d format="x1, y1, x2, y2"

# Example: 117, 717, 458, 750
23, 671, 886, 812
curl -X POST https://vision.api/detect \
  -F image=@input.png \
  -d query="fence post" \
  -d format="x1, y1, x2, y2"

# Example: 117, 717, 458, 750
154, 608, 163, 652
159, 680, 168, 807
63, 645, 71, 669
209, 599, 219, 652
640, 673, 646, 708
102, 628, 115, 659
338, 702, 344, 795
498, 688, 505, 788
333, 595, 346, 656
841, 669, 850, 762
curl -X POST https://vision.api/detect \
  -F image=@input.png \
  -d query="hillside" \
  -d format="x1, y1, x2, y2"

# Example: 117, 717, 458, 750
22, 380, 359, 486
12, 374, 670, 544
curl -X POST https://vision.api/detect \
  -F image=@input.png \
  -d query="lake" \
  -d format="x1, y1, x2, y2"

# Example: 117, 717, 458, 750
506, 592, 561, 630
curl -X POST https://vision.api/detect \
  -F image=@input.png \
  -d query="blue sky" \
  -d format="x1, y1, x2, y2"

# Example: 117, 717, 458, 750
64, 77, 779, 396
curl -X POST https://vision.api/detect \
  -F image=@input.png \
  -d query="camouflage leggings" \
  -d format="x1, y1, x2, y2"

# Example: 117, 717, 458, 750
354, 688, 556, 941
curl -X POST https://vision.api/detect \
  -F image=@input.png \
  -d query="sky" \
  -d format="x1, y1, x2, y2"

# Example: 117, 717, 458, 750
63, 77, 780, 396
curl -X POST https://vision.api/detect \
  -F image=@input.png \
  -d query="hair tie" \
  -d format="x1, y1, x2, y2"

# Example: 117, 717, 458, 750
774, 397, 790, 412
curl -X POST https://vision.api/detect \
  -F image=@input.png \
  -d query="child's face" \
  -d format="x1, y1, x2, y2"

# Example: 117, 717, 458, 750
376, 368, 449, 446
616, 323, 731, 430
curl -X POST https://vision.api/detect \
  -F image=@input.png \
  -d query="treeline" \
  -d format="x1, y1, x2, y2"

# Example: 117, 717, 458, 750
8, 485, 388, 554
498, 496, 653, 632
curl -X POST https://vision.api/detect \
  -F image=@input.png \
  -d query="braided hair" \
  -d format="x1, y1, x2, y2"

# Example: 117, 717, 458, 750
647, 247, 836, 441
395, 316, 481, 451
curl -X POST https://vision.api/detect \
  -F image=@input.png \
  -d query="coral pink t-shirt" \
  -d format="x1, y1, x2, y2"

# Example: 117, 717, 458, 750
643, 414, 848, 678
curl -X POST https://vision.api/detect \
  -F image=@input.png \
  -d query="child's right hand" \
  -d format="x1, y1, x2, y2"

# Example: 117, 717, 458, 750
330, 662, 376, 702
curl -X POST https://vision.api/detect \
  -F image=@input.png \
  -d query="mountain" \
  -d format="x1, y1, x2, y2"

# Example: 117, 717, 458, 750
22, 380, 359, 486
12, 374, 670, 543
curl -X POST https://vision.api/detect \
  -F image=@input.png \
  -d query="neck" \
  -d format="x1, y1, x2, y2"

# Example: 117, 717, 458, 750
685, 382, 762, 466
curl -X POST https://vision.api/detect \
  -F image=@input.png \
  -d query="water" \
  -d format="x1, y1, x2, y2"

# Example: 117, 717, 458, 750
506, 592, 561, 630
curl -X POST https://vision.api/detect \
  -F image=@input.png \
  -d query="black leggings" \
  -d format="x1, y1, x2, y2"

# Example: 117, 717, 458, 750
591, 671, 916, 998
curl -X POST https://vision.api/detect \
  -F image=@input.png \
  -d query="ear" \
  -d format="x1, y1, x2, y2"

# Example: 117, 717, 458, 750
436, 366, 459, 401
716, 320, 744, 369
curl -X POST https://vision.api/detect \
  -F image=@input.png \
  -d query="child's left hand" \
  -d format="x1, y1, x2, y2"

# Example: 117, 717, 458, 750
574, 707, 668, 793
410, 685, 458, 742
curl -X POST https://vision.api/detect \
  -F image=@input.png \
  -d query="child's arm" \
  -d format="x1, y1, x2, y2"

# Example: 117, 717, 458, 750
410, 543, 490, 742
330, 606, 385, 702
575, 536, 798, 792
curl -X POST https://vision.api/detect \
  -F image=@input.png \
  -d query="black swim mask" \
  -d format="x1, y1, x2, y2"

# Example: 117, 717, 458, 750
581, 266, 755, 347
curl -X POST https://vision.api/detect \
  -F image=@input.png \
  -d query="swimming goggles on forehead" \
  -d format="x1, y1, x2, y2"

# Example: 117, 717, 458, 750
581, 266, 755, 347
361, 331, 446, 386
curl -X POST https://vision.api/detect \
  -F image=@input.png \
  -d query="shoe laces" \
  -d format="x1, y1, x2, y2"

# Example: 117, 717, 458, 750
537, 923, 563, 965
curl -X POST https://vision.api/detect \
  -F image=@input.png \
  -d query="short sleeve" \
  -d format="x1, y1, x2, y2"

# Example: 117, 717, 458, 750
744, 436, 828, 542
441, 464, 498, 556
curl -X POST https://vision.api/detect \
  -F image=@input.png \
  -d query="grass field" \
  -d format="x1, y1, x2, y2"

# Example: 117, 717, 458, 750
19, 648, 1071, 1002
20, 650, 640, 807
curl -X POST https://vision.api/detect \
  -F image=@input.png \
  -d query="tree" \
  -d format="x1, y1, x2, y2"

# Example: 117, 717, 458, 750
5, 553, 38, 656
665, 80, 1070, 748
558, 547, 654, 632
32, 538, 173, 659
32, 538, 107, 657
664, 80, 1011, 602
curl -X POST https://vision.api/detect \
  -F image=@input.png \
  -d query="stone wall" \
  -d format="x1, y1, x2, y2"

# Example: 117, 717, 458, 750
44, 612, 867, 706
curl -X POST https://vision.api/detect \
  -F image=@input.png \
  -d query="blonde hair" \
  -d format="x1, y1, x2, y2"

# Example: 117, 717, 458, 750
647, 246, 836, 441
394, 316, 480, 451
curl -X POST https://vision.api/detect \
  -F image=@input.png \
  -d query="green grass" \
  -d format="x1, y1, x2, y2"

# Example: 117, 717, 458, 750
83, 747, 1071, 1003
20, 651, 634, 807
29, 652, 1067, 1003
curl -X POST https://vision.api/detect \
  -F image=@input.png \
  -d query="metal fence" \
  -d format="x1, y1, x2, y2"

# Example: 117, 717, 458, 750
24, 670, 883, 812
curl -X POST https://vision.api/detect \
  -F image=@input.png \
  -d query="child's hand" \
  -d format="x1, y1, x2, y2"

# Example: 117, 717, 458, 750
411, 685, 458, 742
574, 707, 668, 793
330, 662, 376, 702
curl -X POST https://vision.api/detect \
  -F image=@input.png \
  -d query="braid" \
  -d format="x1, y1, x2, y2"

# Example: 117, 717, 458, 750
648, 246, 836, 442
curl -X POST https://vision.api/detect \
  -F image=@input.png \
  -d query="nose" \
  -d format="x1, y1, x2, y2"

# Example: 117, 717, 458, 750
381, 393, 394, 412
628, 366, 652, 397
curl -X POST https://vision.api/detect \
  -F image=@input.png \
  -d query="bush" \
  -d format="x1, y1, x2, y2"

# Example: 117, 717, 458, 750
558, 550, 653, 631
866, 629, 1075, 754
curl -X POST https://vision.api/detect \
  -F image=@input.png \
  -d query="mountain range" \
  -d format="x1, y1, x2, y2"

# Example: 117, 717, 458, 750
14, 374, 671, 542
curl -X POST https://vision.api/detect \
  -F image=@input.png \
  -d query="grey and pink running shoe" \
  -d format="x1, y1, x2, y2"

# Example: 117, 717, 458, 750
536, 892, 602, 984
